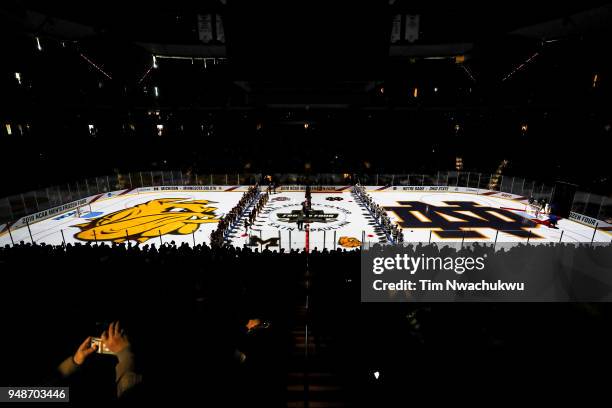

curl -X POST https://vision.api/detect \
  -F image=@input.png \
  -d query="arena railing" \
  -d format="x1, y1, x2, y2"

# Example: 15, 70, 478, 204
0, 171, 610, 228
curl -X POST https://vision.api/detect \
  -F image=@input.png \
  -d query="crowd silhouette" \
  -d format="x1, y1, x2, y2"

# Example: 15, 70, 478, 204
1, 239, 611, 405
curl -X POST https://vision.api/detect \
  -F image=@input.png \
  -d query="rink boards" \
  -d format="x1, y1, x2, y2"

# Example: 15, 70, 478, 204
0, 186, 610, 250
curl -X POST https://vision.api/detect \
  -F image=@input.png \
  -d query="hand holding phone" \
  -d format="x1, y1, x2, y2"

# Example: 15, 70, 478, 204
90, 337, 117, 355
100, 321, 130, 354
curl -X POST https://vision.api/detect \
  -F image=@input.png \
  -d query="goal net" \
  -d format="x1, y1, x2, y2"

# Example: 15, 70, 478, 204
526, 203, 550, 218
74, 204, 90, 218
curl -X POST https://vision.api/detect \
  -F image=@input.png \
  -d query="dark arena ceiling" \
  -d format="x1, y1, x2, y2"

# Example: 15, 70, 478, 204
0, 1, 611, 193
2, 1, 611, 101
4, 1, 612, 76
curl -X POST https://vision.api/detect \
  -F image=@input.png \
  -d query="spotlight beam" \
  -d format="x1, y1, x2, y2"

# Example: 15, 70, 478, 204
79, 53, 112, 80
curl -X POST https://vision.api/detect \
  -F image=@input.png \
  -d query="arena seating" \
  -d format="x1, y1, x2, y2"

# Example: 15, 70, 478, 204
1, 241, 611, 404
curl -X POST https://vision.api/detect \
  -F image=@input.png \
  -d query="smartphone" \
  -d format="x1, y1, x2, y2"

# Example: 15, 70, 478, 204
90, 337, 117, 355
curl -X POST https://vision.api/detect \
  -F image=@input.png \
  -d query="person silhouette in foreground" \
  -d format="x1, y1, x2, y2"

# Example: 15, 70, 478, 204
57, 321, 142, 400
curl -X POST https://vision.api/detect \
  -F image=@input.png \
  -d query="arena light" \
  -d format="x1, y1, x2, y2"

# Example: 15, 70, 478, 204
152, 55, 158, 69
15, 72, 21, 85
502, 52, 539, 82
35, 36, 42, 51
373, 371, 380, 380
139, 66, 152, 84
79, 53, 112, 80
154, 86, 159, 97
413, 87, 418, 98
434, 87, 438, 93
592, 73, 598, 88
455, 157, 464, 171
461, 65, 476, 82
304, 122, 309, 129
157, 124, 164, 136
521, 124, 528, 133
5, 124, 12, 135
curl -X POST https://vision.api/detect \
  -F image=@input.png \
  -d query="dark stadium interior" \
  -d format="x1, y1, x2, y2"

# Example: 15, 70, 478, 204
1, 1, 611, 196
1, 1, 612, 406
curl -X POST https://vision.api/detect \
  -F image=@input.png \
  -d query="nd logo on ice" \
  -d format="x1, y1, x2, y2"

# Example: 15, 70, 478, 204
384, 201, 542, 239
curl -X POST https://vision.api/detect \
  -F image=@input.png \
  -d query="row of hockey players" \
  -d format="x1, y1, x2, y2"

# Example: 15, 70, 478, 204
211, 184, 260, 247
244, 192, 269, 232
354, 184, 404, 243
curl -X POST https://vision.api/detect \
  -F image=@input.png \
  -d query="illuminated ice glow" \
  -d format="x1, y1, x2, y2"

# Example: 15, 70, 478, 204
0, 188, 609, 249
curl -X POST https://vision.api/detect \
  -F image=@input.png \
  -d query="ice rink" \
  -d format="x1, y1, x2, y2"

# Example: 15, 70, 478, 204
370, 189, 609, 243
1, 187, 609, 250
0, 190, 243, 248
227, 190, 379, 251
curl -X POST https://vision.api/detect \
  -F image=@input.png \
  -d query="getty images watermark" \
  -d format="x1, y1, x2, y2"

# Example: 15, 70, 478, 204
371, 253, 526, 291
360, 243, 612, 302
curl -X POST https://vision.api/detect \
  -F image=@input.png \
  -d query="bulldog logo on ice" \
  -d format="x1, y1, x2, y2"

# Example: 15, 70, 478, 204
338, 236, 361, 248
74, 198, 220, 243
384, 201, 542, 239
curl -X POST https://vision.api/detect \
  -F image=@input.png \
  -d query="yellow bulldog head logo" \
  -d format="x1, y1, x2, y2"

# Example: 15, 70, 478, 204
74, 198, 220, 243
338, 236, 361, 248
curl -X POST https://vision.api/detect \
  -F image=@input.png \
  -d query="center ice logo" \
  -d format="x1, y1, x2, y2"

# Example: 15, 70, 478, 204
269, 203, 351, 231
276, 209, 339, 224
73, 198, 220, 243
384, 200, 542, 239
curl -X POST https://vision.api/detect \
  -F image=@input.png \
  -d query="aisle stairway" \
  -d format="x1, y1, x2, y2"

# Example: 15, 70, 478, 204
285, 265, 349, 407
